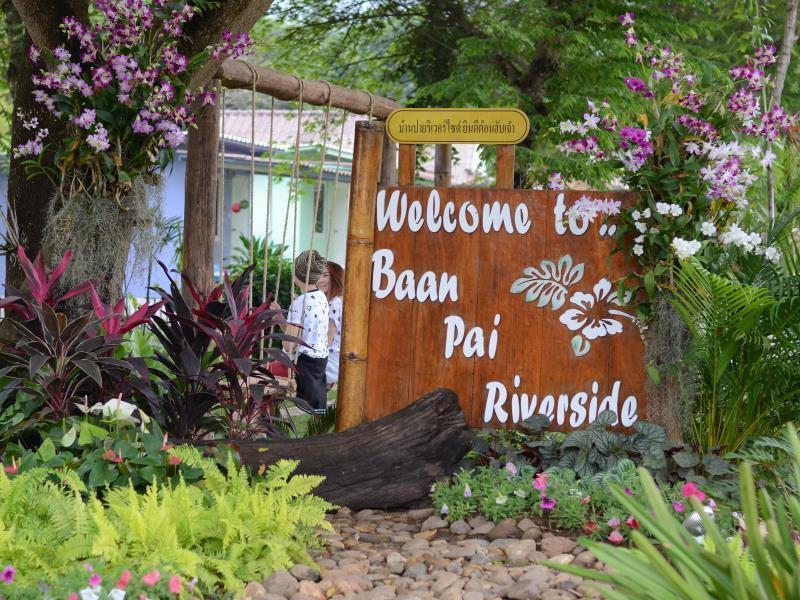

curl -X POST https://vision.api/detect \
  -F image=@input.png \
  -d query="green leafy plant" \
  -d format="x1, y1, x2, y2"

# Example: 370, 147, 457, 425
549, 424, 800, 599
672, 260, 800, 453
226, 235, 294, 311
0, 446, 333, 594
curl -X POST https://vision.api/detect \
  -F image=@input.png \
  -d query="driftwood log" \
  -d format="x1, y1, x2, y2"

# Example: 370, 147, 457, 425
201, 389, 472, 510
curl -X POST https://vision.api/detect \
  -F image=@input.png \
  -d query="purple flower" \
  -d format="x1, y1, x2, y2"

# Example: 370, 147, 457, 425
89, 574, 102, 587
0, 565, 15, 584
440, 503, 449, 515
73, 108, 96, 129
92, 66, 113, 89
53, 45, 71, 61
547, 172, 566, 190
623, 77, 649, 95
624, 487, 634, 497
132, 116, 154, 134
754, 44, 778, 66
679, 92, 702, 113
539, 493, 556, 511
504, 462, 518, 477
625, 31, 638, 47
672, 501, 685, 513
463, 484, 472, 498
86, 124, 110, 152
677, 114, 718, 140
619, 13, 635, 26
607, 517, 621, 528
200, 90, 217, 106
28, 45, 40, 64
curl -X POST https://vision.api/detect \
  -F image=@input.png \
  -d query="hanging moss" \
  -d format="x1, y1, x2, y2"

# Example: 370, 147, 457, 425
44, 176, 163, 302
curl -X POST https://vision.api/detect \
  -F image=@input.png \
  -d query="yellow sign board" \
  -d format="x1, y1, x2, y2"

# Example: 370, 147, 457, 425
386, 108, 530, 144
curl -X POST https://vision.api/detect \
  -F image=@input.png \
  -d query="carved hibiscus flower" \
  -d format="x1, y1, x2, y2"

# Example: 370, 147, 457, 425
559, 278, 635, 355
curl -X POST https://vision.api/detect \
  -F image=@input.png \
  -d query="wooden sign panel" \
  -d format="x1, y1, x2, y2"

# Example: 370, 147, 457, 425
386, 108, 530, 144
363, 187, 647, 430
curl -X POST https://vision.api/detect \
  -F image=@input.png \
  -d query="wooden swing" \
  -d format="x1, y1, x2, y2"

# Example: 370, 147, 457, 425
182, 61, 473, 508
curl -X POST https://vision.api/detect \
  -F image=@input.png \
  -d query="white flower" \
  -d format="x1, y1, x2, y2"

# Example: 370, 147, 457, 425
634, 235, 644, 243
633, 244, 644, 256
760, 149, 777, 168
560, 120, 578, 134
650, 227, 659, 234
669, 204, 683, 217
700, 221, 717, 236
631, 210, 641, 221
656, 202, 671, 215
685, 141, 701, 155
635, 221, 648, 233
559, 278, 636, 340
108, 590, 126, 600
583, 113, 600, 129
765, 246, 782, 263
79, 588, 100, 600
672, 237, 702, 260
77, 397, 141, 425
642, 208, 652, 218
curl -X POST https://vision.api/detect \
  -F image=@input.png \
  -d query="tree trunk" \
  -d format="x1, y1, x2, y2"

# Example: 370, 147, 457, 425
643, 292, 693, 443
195, 389, 472, 510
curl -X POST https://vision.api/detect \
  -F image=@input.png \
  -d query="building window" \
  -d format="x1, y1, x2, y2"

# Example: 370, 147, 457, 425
314, 184, 325, 233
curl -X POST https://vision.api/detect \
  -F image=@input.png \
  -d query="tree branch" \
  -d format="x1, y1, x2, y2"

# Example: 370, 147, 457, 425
767, 0, 798, 224
10, 0, 87, 51
179, 0, 275, 89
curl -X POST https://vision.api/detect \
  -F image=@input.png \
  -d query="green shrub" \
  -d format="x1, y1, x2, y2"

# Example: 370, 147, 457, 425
0, 446, 333, 595
549, 424, 800, 599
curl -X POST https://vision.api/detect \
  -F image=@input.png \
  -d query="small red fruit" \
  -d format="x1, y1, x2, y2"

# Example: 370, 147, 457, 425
231, 202, 241, 213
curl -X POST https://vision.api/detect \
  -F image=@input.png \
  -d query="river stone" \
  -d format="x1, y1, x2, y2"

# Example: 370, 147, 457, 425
505, 540, 538, 565
553, 572, 582, 591
289, 564, 320, 582
506, 580, 543, 600
574, 550, 597, 568
463, 592, 486, 600
548, 553, 575, 565
243, 582, 268, 599
517, 518, 537, 531
471, 522, 495, 535
539, 536, 576, 557
404, 561, 428, 579
519, 565, 553, 588
406, 508, 436, 521
264, 570, 299, 598
421, 515, 448, 530
522, 525, 543, 541
488, 518, 522, 540
386, 551, 407, 574
450, 519, 472, 535
430, 571, 460, 593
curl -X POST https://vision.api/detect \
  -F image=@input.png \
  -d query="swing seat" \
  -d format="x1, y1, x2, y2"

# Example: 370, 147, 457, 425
268, 360, 290, 378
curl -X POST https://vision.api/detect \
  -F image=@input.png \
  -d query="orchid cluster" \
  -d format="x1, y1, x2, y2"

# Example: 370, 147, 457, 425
15, 0, 252, 198
548, 13, 794, 308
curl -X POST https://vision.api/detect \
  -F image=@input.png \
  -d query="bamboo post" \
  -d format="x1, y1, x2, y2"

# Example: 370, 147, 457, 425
434, 144, 452, 187
398, 144, 416, 186
337, 121, 385, 431
379, 129, 397, 188
182, 83, 220, 298
496, 144, 515, 189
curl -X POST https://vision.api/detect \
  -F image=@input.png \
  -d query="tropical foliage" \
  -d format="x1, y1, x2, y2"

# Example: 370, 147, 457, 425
550, 424, 800, 599
0, 447, 333, 595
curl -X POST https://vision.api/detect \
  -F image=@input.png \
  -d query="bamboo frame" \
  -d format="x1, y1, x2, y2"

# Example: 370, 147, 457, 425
398, 144, 416, 186
336, 121, 386, 431
434, 144, 452, 187
496, 144, 515, 189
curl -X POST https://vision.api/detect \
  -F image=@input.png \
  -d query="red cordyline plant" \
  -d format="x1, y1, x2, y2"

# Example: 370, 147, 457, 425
547, 13, 796, 314
15, 0, 252, 200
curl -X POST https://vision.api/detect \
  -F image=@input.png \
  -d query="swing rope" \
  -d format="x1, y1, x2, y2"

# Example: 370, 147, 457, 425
324, 110, 347, 260
259, 94, 275, 360
217, 85, 226, 284
273, 76, 304, 318
299, 81, 334, 294
245, 63, 260, 308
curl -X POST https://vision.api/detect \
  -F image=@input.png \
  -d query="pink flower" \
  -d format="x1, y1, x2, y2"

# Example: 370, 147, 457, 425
167, 454, 182, 466
581, 495, 591, 505
547, 172, 566, 190
607, 517, 621, 529
583, 520, 596, 534
28, 45, 41, 64
69, 595, 79, 600
533, 472, 549, 491
3, 457, 18, 474
169, 575, 181, 594
625, 515, 639, 528
672, 501, 685, 513
89, 574, 102, 587
619, 12, 635, 26
0, 565, 15, 584
623, 487, 634, 497
681, 482, 706, 502
539, 493, 556, 511
608, 530, 624, 544
116, 570, 132, 589
142, 570, 160, 587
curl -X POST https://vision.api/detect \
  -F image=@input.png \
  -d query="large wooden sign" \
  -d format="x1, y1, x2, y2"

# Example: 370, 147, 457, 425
363, 187, 647, 430
386, 108, 530, 144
